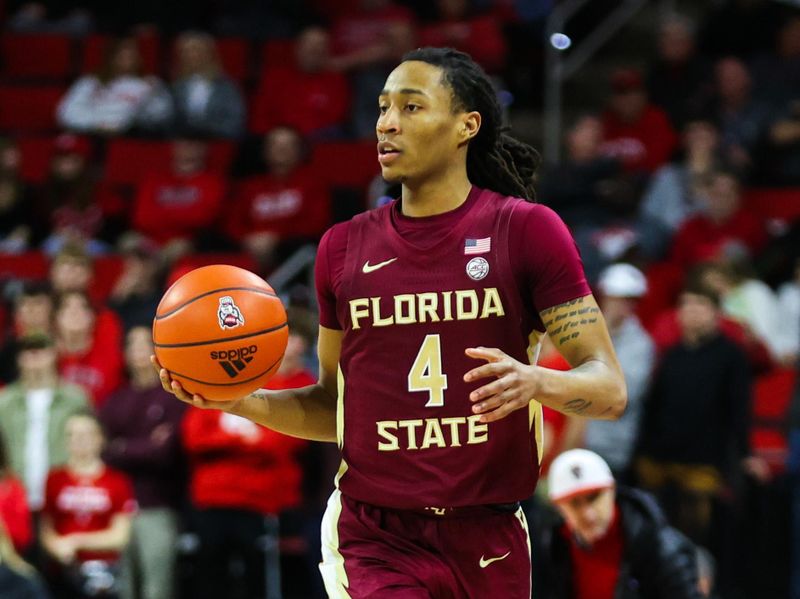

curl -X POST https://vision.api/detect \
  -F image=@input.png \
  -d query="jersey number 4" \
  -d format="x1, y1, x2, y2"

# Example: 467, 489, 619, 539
408, 334, 448, 407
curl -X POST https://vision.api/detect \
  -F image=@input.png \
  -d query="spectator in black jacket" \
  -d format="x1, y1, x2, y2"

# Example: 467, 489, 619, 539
533, 449, 702, 599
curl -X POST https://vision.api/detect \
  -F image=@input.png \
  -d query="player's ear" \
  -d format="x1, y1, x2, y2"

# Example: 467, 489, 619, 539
460, 111, 481, 144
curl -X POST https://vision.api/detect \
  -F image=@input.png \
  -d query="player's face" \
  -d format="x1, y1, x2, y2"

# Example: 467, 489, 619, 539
376, 61, 476, 185
556, 487, 616, 546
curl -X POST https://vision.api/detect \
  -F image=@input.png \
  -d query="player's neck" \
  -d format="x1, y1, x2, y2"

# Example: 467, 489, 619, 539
400, 169, 472, 218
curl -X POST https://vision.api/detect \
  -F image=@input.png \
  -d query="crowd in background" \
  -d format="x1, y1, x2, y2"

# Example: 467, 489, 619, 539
0, 0, 798, 598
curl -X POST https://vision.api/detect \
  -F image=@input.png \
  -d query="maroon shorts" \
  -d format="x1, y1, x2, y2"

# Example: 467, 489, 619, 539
319, 490, 532, 599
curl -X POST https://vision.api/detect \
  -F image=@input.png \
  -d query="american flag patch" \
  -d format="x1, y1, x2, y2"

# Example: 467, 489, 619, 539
464, 237, 491, 255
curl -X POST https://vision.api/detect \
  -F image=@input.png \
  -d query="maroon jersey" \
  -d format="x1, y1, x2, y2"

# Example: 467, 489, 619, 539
315, 186, 590, 509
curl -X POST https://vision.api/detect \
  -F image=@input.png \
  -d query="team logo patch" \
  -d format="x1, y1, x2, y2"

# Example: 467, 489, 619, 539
217, 296, 245, 330
466, 257, 490, 281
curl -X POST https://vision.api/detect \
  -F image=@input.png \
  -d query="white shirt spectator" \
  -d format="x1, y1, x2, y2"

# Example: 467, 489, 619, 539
25, 387, 53, 510
57, 75, 172, 134
777, 280, 800, 362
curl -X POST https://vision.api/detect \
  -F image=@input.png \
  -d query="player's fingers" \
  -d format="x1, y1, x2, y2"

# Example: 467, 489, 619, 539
157, 367, 174, 394
463, 359, 511, 382
472, 388, 514, 414
479, 397, 529, 423
465, 346, 506, 362
469, 374, 512, 402
170, 380, 194, 403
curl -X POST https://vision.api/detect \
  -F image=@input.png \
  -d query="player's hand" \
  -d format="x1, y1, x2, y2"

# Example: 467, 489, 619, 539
463, 347, 540, 423
150, 355, 242, 412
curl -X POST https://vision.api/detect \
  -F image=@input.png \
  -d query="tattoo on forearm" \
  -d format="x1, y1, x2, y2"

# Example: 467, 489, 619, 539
540, 297, 600, 345
563, 398, 592, 415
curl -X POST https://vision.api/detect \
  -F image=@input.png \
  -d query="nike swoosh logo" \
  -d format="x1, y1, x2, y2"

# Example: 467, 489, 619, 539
479, 551, 511, 568
362, 257, 398, 274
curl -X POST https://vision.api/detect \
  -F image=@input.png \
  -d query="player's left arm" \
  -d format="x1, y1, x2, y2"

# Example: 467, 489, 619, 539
464, 293, 626, 423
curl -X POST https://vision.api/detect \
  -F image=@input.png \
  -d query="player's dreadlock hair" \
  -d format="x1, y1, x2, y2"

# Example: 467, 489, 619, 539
402, 47, 540, 201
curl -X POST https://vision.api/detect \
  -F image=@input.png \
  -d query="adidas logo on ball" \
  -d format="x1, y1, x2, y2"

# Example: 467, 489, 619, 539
210, 345, 258, 378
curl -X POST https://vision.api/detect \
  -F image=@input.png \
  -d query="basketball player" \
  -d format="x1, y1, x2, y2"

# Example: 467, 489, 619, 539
154, 48, 627, 598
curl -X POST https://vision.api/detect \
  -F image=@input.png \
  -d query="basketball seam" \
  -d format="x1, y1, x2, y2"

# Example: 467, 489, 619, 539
153, 322, 288, 348
167, 355, 284, 387
154, 287, 279, 320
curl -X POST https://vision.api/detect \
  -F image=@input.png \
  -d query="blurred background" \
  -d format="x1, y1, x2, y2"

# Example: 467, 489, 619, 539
0, 0, 797, 597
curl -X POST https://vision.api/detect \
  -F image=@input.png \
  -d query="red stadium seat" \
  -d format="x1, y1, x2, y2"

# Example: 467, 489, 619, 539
80, 33, 161, 75
104, 139, 236, 186
0, 252, 49, 281
104, 139, 171, 185
310, 141, 380, 189
742, 188, 800, 223
17, 135, 56, 183
216, 38, 251, 83
167, 253, 259, 287
17, 135, 96, 183
260, 39, 296, 70
750, 367, 796, 474
0, 33, 73, 80
92, 255, 124, 302
207, 141, 237, 175
0, 85, 63, 132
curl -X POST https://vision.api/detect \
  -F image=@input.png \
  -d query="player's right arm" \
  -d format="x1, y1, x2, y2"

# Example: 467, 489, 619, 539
152, 324, 342, 443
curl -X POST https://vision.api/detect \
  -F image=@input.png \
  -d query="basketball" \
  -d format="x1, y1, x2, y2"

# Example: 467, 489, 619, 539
152, 265, 288, 401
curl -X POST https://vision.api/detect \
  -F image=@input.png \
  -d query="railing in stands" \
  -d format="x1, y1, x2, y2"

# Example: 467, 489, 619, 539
267, 244, 317, 296
543, 0, 672, 164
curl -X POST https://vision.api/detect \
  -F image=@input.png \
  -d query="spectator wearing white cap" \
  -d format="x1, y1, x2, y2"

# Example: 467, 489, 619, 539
572, 264, 655, 476
532, 448, 703, 599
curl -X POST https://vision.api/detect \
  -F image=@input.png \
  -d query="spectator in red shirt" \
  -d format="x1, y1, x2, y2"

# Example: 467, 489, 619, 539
250, 26, 351, 139
0, 428, 32, 554
182, 405, 306, 599
669, 169, 767, 268
36, 134, 117, 257
41, 412, 135, 598
601, 68, 679, 173
327, 0, 417, 138
131, 139, 226, 252
419, 0, 507, 73
49, 244, 124, 358
55, 291, 123, 409
265, 330, 316, 392
227, 127, 331, 269
533, 449, 702, 599
329, 0, 414, 61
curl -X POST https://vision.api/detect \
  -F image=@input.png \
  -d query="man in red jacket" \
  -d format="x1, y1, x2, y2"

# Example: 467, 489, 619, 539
131, 139, 225, 249
182, 403, 306, 599
227, 127, 331, 269
250, 26, 351, 138
601, 68, 678, 173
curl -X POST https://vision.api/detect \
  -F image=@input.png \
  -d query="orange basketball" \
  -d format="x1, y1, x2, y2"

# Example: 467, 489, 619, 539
152, 265, 288, 401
